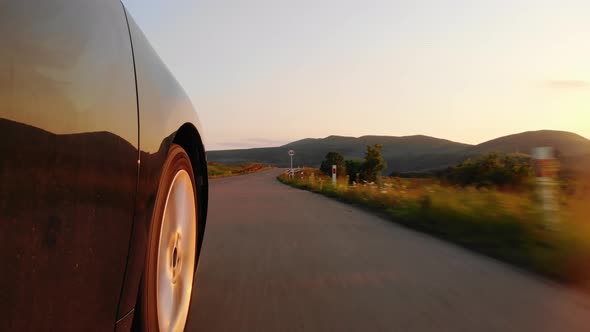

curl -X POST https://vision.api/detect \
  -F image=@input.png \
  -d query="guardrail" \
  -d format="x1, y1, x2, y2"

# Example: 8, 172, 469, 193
284, 168, 302, 175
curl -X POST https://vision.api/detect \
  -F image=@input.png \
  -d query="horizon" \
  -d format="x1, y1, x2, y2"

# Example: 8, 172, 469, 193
123, 1, 590, 150
207, 129, 590, 151
207, 129, 590, 152
206, 128, 590, 151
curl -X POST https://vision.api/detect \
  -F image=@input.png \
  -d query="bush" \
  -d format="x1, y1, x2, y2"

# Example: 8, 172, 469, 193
320, 152, 347, 177
360, 144, 387, 182
442, 152, 533, 189
345, 159, 364, 183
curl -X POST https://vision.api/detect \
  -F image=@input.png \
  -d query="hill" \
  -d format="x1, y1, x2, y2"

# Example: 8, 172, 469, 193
207, 130, 590, 174
208, 135, 471, 173
470, 130, 590, 156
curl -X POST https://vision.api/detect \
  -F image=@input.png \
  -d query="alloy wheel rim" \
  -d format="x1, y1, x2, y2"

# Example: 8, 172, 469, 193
156, 169, 197, 332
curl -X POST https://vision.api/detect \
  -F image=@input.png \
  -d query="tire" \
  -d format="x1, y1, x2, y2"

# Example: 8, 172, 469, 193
140, 144, 199, 332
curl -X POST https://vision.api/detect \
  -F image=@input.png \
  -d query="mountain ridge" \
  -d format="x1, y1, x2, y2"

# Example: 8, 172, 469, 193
207, 130, 590, 174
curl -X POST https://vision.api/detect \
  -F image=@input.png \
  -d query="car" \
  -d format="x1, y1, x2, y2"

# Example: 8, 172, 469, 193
0, 1, 208, 331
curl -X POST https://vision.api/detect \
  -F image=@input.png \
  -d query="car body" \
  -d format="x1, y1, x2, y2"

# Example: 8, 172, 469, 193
0, 1, 208, 330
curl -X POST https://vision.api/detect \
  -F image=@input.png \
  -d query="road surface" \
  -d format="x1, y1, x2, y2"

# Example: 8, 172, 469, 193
186, 169, 590, 331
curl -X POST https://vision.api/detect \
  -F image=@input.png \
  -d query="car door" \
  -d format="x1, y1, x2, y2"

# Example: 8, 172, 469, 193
0, 0, 138, 330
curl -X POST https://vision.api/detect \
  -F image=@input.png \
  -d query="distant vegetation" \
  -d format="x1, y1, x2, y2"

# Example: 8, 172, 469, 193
319, 145, 388, 183
345, 159, 364, 183
278, 167, 590, 286
207, 162, 272, 178
319, 152, 346, 177
439, 152, 533, 189
361, 144, 388, 182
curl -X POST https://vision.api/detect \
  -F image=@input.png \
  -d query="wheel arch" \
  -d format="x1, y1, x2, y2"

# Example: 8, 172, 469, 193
115, 123, 209, 330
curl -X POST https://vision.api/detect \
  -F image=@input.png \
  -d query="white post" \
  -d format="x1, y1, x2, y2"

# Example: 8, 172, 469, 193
288, 150, 295, 178
532, 147, 559, 227
332, 165, 337, 185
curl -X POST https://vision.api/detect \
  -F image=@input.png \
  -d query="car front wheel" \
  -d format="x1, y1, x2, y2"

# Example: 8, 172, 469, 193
141, 144, 198, 332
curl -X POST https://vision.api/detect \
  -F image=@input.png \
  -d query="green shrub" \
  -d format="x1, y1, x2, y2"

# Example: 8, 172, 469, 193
442, 152, 533, 189
345, 159, 364, 183
320, 152, 347, 177
361, 144, 387, 182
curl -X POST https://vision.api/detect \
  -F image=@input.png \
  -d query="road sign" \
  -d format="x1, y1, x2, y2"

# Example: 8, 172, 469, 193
288, 150, 295, 156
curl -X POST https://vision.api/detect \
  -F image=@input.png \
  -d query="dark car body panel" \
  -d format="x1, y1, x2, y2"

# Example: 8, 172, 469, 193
114, 10, 208, 322
0, 1, 207, 331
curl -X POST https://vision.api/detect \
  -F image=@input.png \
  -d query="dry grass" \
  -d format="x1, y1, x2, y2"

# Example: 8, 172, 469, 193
208, 162, 273, 178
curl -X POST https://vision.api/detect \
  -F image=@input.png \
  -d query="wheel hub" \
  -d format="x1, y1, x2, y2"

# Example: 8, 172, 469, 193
156, 170, 197, 332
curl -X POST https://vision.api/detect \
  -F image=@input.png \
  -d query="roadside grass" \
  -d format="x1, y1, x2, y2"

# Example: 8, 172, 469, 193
278, 168, 590, 285
208, 162, 273, 178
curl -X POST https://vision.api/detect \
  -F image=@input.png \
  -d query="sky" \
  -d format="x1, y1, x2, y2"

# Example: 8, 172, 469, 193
123, 0, 590, 150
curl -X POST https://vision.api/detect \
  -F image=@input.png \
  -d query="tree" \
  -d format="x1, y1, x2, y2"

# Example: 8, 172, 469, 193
320, 152, 346, 177
345, 159, 364, 183
361, 144, 387, 182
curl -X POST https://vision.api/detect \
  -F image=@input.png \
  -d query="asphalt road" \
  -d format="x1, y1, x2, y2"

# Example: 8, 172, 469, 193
186, 169, 590, 332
